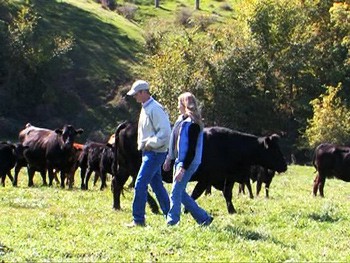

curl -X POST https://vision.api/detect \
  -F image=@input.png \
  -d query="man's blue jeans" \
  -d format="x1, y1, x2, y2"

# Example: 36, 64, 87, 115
132, 151, 170, 224
167, 162, 211, 225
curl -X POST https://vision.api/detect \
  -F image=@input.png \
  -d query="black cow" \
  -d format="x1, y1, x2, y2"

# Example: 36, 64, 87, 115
189, 127, 287, 214
238, 165, 276, 198
111, 122, 286, 214
0, 142, 17, 186
313, 143, 350, 197
79, 141, 114, 190
19, 123, 83, 188
111, 121, 172, 213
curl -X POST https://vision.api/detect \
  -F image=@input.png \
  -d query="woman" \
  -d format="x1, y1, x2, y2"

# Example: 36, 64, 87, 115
163, 92, 213, 226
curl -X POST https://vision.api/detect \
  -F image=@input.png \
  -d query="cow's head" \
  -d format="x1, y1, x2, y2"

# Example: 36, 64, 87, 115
55, 125, 84, 149
258, 134, 287, 173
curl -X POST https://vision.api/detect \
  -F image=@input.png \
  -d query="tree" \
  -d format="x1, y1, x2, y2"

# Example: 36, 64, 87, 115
1, 0, 74, 119
304, 83, 350, 148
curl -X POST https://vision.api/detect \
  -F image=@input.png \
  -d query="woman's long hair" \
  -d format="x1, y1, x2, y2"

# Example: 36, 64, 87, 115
178, 92, 203, 129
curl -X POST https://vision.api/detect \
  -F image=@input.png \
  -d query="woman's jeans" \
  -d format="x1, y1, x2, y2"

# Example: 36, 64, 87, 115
167, 162, 211, 225
132, 151, 170, 224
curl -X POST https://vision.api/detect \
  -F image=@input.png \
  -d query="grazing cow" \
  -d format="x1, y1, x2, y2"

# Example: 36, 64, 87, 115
189, 127, 287, 214
111, 121, 170, 213
0, 142, 17, 186
238, 165, 276, 198
313, 143, 350, 197
19, 123, 83, 187
79, 141, 114, 190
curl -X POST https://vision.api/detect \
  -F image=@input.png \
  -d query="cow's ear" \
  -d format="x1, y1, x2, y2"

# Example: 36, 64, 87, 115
76, 129, 84, 135
55, 129, 63, 135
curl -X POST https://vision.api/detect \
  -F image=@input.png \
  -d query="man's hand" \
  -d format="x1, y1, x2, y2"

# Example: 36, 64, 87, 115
174, 167, 186, 182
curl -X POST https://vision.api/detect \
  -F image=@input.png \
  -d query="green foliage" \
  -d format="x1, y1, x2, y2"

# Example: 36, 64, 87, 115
1, 166, 350, 261
0, 0, 143, 139
1, 0, 350, 154
142, 23, 226, 123
304, 83, 350, 148
1, 0, 75, 120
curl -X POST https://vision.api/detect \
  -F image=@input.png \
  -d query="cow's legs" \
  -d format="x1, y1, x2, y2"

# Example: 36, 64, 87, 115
66, 166, 75, 189
7, 171, 14, 184
27, 167, 35, 187
13, 164, 22, 187
48, 170, 54, 186
318, 175, 326, 197
223, 180, 236, 214
1, 173, 5, 186
53, 170, 60, 184
191, 181, 208, 200
204, 185, 212, 196
313, 174, 321, 196
244, 179, 254, 199
256, 180, 263, 197
147, 192, 159, 214
111, 168, 129, 210
39, 169, 47, 186
93, 172, 100, 186
99, 172, 107, 191
80, 165, 87, 190
60, 171, 66, 188
238, 183, 245, 195
264, 178, 273, 198
84, 168, 93, 190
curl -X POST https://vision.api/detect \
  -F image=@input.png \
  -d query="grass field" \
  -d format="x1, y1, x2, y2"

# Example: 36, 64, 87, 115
1, 165, 350, 261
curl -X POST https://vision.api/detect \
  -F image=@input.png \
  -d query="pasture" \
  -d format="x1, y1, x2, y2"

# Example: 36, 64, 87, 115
1, 165, 350, 261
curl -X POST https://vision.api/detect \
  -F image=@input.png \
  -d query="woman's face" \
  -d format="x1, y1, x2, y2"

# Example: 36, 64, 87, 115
178, 100, 186, 115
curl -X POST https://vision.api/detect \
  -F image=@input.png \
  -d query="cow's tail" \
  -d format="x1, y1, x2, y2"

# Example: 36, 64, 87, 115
312, 148, 318, 173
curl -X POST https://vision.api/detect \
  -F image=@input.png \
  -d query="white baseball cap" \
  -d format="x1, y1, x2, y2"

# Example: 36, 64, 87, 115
127, 80, 149, 96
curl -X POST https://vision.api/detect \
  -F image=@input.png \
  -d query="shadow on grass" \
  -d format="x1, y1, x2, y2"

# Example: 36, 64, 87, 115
224, 225, 267, 241
222, 225, 295, 249
308, 212, 340, 223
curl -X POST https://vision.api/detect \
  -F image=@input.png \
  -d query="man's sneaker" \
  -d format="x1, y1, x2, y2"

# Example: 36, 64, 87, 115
125, 221, 146, 228
201, 216, 214, 226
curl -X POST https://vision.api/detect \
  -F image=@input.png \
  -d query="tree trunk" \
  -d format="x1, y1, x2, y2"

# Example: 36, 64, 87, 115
155, 0, 159, 8
195, 0, 200, 10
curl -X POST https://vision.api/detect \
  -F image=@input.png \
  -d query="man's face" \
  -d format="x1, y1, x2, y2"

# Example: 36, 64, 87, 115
133, 90, 144, 103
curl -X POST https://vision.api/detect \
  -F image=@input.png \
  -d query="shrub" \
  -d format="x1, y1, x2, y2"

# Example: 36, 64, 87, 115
304, 83, 350, 148
116, 4, 138, 20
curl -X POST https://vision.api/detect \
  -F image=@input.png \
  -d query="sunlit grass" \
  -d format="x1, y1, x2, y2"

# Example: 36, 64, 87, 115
1, 165, 350, 261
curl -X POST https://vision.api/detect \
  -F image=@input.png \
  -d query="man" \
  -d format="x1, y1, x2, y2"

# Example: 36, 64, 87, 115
126, 80, 171, 227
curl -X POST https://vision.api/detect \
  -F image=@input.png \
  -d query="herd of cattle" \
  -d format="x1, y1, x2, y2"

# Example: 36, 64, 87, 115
0, 122, 349, 214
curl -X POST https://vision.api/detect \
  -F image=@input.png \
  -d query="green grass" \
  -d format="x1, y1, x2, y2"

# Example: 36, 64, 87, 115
1, 165, 350, 261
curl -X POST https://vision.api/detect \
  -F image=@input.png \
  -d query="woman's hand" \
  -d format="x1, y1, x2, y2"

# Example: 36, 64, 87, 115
174, 167, 186, 182
163, 158, 172, 171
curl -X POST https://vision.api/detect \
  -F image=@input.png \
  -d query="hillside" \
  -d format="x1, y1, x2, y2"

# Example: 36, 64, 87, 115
0, 0, 240, 142
0, 0, 146, 141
